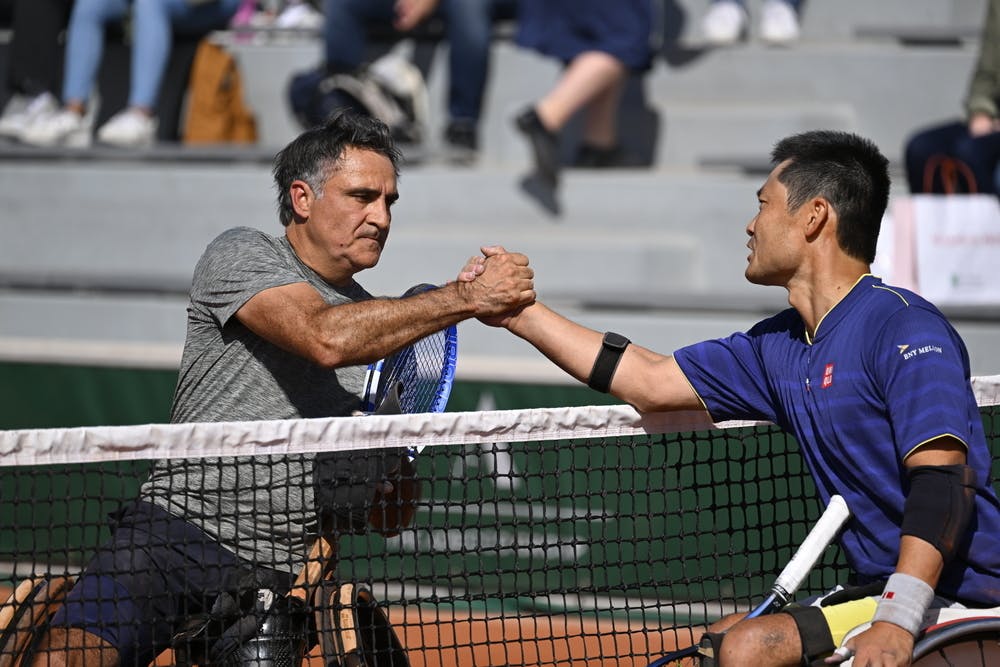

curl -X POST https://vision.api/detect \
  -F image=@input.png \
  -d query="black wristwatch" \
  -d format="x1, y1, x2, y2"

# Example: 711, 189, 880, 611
587, 332, 631, 393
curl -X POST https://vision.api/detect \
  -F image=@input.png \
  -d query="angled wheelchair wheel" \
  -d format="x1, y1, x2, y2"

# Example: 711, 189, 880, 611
912, 617, 1000, 666
0, 576, 75, 667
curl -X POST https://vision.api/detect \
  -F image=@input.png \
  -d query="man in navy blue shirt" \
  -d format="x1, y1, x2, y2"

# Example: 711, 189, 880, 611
480, 130, 1000, 666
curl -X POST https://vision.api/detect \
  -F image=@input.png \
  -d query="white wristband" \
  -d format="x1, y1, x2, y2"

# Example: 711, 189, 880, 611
872, 572, 935, 636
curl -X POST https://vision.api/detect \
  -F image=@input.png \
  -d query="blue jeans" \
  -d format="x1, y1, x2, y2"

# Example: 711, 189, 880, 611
323, 0, 517, 125
905, 120, 1000, 194
62, 0, 240, 110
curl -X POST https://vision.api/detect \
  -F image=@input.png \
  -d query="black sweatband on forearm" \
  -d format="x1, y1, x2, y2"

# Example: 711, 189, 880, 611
587, 332, 630, 393
900, 464, 977, 563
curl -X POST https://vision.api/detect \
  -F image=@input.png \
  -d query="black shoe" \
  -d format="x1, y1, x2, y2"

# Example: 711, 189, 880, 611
573, 143, 624, 168
443, 120, 478, 165
519, 171, 561, 217
514, 107, 560, 185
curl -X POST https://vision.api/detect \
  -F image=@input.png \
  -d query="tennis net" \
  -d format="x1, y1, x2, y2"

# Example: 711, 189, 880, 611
1, 375, 998, 666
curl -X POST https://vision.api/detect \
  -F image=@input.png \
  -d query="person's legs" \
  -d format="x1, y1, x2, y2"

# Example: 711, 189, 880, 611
904, 121, 968, 193
38, 502, 259, 667
580, 68, 627, 149
6, 0, 73, 97
128, 0, 240, 111
61, 0, 128, 108
322, 0, 394, 71
19, 0, 124, 145
515, 51, 626, 210
952, 131, 1000, 195
535, 51, 627, 133
0, 0, 72, 139
440, 0, 497, 125
712, 614, 805, 666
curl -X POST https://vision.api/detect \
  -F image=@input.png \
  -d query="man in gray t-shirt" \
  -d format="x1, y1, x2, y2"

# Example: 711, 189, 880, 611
43, 111, 536, 667
141, 226, 374, 570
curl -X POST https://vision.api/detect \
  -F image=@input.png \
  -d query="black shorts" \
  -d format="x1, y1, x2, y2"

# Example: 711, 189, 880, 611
50, 501, 291, 667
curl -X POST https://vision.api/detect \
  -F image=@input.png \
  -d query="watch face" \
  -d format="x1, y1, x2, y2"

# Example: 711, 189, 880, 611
605, 332, 630, 349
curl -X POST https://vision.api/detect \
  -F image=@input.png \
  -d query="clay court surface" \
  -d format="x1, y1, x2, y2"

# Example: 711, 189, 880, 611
3, 584, 690, 666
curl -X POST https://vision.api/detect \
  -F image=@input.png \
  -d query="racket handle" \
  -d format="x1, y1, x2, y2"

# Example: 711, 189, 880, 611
647, 496, 850, 667
771, 495, 850, 601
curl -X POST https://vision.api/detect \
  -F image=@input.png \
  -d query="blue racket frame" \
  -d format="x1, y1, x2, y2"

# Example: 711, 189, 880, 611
360, 284, 458, 455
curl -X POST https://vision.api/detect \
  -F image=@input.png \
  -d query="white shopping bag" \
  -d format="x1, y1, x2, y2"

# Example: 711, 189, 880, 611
888, 195, 1000, 306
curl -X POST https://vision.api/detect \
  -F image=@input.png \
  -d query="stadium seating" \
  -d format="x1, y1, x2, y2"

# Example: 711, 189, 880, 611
0, 0, 996, 385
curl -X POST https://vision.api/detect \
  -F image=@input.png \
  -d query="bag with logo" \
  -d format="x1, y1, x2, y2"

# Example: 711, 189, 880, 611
183, 39, 258, 144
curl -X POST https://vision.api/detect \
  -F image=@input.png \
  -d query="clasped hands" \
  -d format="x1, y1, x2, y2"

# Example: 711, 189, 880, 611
454, 245, 535, 325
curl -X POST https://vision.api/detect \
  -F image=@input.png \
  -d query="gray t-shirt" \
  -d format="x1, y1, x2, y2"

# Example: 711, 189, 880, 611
140, 226, 372, 571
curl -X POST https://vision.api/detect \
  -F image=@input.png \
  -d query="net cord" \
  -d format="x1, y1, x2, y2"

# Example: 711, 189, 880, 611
2, 375, 997, 467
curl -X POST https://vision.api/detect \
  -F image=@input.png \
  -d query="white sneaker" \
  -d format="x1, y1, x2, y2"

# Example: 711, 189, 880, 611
702, 1, 748, 45
0, 92, 59, 140
760, 0, 800, 45
96, 108, 158, 147
274, 2, 323, 29
20, 108, 92, 147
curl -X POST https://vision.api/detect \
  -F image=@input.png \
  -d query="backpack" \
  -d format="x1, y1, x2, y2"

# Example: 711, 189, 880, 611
287, 53, 429, 144
183, 39, 258, 144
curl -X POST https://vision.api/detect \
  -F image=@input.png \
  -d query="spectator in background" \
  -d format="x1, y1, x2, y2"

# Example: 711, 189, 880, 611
20, 0, 241, 148
701, 0, 801, 46
904, 0, 1000, 196
322, 0, 517, 164
513, 0, 654, 214
0, 0, 74, 141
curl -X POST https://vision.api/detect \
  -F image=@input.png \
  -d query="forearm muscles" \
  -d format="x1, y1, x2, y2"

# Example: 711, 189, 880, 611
238, 281, 474, 368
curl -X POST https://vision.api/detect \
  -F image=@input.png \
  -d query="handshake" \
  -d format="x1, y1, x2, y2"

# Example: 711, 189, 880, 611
452, 245, 536, 328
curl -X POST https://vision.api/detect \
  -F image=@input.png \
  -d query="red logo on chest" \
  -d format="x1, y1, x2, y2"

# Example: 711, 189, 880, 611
821, 363, 834, 389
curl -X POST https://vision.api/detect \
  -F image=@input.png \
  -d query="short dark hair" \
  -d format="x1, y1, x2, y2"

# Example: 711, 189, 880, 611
272, 110, 403, 226
771, 130, 890, 264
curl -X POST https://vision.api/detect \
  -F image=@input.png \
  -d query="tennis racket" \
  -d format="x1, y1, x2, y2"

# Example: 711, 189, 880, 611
361, 283, 458, 417
361, 283, 458, 459
647, 494, 851, 666
292, 283, 459, 617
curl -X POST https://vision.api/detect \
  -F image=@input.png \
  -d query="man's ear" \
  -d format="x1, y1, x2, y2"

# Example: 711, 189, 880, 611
804, 196, 832, 238
290, 180, 313, 219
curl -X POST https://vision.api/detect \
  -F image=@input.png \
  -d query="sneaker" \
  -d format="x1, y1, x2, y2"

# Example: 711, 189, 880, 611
514, 107, 560, 186
96, 108, 157, 148
701, 1, 748, 46
0, 92, 59, 140
443, 120, 478, 165
760, 0, 800, 45
20, 108, 91, 148
274, 1, 323, 30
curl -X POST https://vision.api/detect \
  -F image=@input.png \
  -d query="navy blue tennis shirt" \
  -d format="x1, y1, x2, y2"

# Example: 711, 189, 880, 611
674, 274, 1000, 606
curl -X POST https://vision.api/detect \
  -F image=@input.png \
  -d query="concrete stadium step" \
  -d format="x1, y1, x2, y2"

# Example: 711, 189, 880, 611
472, 41, 977, 169
227, 34, 978, 170
0, 156, 772, 298
666, 0, 986, 43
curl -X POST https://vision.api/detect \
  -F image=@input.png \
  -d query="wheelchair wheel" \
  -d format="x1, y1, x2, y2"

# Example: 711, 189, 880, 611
912, 617, 1000, 666
0, 576, 75, 667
